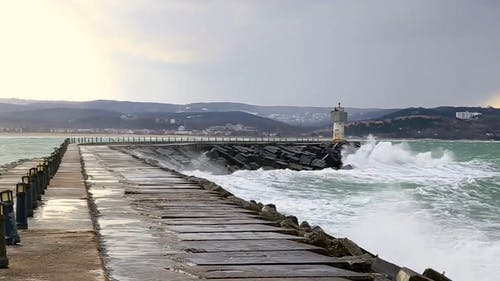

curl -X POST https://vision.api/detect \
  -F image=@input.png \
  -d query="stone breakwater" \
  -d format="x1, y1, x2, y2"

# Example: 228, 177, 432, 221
205, 141, 360, 171
114, 144, 452, 281
122, 141, 361, 174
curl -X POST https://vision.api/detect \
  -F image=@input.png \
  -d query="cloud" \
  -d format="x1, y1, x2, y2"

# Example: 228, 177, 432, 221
12, 0, 500, 107
102, 37, 200, 64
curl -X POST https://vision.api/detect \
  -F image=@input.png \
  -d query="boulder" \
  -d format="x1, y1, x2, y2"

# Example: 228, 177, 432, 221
280, 216, 299, 229
264, 145, 280, 155
299, 221, 312, 232
299, 155, 314, 166
326, 238, 364, 257
422, 268, 452, 281
311, 159, 327, 169
341, 164, 353, 170
260, 204, 285, 221
396, 268, 433, 281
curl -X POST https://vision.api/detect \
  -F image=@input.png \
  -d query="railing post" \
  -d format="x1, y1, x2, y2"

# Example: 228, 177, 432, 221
0, 190, 20, 245
30, 168, 41, 201
0, 203, 9, 268
16, 183, 28, 229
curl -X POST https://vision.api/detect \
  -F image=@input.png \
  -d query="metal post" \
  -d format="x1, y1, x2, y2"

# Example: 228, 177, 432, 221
37, 165, 45, 195
0, 203, 9, 268
0, 190, 20, 245
22, 175, 36, 214
16, 183, 28, 229
30, 168, 41, 201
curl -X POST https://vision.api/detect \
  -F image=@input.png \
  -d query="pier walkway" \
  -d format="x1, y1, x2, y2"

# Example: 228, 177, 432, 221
81, 145, 375, 281
0, 145, 104, 281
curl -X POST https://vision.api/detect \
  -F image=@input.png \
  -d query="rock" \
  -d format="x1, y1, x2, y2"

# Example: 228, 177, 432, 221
299, 221, 312, 232
396, 268, 433, 281
248, 162, 260, 170
264, 146, 280, 154
280, 216, 299, 229
249, 200, 264, 212
326, 238, 364, 257
287, 163, 306, 171
311, 159, 327, 169
342, 164, 353, 170
371, 257, 401, 279
304, 226, 332, 248
260, 204, 284, 221
422, 268, 452, 281
299, 155, 313, 166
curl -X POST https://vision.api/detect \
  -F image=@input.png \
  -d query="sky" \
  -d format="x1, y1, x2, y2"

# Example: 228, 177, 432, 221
0, 0, 499, 108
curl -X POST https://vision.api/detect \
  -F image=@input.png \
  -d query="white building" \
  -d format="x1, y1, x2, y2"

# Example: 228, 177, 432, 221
456, 111, 482, 120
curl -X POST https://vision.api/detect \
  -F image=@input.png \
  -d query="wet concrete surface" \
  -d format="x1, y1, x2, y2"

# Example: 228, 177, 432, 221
0, 145, 104, 281
80, 145, 376, 281
81, 146, 196, 281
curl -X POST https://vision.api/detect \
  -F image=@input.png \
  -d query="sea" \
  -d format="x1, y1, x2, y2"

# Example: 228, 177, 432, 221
0, 136, 64, 166
1, 135, 498, 280
189, 136, 500, 281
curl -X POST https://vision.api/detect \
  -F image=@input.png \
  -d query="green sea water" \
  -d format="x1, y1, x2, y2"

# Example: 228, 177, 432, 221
0, 136, 64, 165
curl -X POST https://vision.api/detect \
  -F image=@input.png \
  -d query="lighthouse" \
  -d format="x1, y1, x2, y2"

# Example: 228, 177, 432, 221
330, 102, 347, 141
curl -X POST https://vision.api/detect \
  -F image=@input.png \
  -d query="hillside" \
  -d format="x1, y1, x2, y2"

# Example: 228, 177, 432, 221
0, 108, 301, 135
344, 106, 500, 140
0, 99, 394, 125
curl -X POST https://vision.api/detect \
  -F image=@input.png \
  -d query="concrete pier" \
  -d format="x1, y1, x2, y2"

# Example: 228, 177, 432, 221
0, 145, 104, 281
81, 145, 378, 280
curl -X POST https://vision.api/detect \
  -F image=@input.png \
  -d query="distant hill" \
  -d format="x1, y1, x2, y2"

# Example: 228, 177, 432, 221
0, 99, 395, 125
0, 108, 301, 135
344, 106, 500, 140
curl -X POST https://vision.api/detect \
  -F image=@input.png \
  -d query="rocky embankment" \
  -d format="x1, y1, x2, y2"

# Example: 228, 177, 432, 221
205, 141, 360, 172
120, 141, 361, 174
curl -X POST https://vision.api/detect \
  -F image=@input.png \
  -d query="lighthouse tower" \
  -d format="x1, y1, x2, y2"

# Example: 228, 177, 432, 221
330, 102, 347, 142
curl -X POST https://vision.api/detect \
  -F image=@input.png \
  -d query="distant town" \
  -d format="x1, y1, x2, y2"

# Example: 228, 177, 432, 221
0, 99, 498, 140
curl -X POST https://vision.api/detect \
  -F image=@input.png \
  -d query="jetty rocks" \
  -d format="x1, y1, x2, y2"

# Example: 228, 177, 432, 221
122, 141, 361, 174
206, 141, 360, 172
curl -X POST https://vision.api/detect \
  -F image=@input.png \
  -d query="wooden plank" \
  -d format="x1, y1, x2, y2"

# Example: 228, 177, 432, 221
177, 232, 306, 241
130, 185, 202, 190
132, 197, 228, 203
134, 202, 238, 208
182, 251, 373, 269
188, 264, 373, 280
205, 277, 350, 281
182, 250, 335, 265
146, 206, 255, 212
135, 183, 202, 188
163, 218, 272, 225
124, 189, 220, 195
158, 211, 258, 218
178, 239, 324, 253
165, 224, 291, 233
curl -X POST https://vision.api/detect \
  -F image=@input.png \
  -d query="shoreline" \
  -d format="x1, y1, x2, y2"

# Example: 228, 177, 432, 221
0, 132, 498, 142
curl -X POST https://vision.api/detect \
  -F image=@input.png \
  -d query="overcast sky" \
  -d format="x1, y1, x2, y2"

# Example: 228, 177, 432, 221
1, 0, 499, 108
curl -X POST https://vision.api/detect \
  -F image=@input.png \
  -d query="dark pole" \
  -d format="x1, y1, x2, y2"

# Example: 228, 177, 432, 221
0, 203, 9, 268
16, 183, 28, 229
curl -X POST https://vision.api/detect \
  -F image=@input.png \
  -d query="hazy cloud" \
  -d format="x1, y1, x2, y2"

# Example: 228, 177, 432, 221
16, 0, 500, 107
